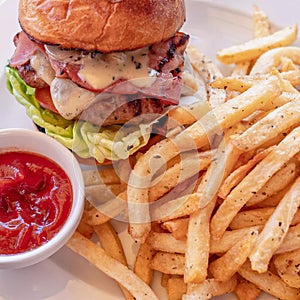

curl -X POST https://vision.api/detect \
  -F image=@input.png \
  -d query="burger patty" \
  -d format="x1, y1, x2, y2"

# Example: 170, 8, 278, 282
80, 95, 164, 126
16, 63, 48, 89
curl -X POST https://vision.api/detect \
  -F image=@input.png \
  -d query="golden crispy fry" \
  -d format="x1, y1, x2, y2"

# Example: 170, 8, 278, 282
234, 278, 261, 300
249, 177, 300, 273
146, 231, 186, 254
184, 196, 217, 283
148, 153, 211, 202
133, 237, 156, 286
150, 252, 185, 275
183, 275, 238, 300
217, 24, 297, 64
276, 222, 300, 254
246, 162, 297, 206
85, 183, 125, 205
86, 191, 127, 226
232, 97, 300, 152
218, 146, 274, 199
166, 277, 187, 300
231, 5, 270, 76
151, 193, 201, 223
162, 218, 189, 240
94, 222, 133, 300
83, 168, 121, 186
94, 222, 127, 265
252, 5, 270, 38
210, 76, 255, 92
229, 207, 275, 230
209, 229, 258, 281
67, 232, 159, 300
168, 101, 211, 126
238, 260, 300, 300
210, 226, 262, 254
250, 46, 300, 75
197, 140, 242, 208
274, 248, 300, 288
280, 56, 299, 71
211, 126, 300, 239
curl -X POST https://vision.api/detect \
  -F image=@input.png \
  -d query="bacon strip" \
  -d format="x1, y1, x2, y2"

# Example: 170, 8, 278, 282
10, 31, 44, 67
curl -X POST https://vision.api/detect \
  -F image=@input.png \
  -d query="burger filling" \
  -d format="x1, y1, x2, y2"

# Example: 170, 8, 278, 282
7, 31, 190, 162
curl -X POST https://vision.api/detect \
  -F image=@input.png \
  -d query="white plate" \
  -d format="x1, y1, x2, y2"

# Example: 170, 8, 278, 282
0, 1, 296, 299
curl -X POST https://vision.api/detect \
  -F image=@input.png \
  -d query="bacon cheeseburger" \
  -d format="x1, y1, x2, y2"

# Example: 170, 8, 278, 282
6, 0, 190, 164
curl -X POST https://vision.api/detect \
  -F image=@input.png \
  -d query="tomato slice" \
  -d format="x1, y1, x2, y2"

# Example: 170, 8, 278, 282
35, 87, 58, 113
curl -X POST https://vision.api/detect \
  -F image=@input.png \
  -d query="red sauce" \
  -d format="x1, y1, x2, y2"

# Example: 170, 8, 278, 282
0, 151, 73, 255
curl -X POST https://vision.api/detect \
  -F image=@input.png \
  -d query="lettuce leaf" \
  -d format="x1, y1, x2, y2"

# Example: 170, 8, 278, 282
5, 65, 153, 163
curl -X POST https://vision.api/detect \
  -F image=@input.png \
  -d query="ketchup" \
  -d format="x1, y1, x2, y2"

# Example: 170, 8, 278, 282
0, 151, 73, 255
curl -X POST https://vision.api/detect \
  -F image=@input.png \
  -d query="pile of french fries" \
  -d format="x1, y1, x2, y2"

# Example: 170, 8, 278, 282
67, 6, 300, 300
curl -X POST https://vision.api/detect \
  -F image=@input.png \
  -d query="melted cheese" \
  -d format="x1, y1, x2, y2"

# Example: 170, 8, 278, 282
30, 51, 55, 85
45, 45, 158, 90
78, 48, 158, 90
50, 78, 97, 119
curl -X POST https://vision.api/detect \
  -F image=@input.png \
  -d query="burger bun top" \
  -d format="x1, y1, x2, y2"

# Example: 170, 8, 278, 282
19, 0, 186, 52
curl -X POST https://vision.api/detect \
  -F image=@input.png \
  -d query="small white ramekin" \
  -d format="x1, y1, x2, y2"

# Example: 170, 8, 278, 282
0, 128, 85, 269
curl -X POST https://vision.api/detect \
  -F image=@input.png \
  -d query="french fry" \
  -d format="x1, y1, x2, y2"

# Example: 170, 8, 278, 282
151, 193, 201, 223
87, 191, 127, 226
217, 24, 297, 64
168, 100, 212, 127
94, 222, 127, 265
146, 231, 186, 254
218, 146, 274, 199
197, 140, 242, 208
77, 209, 94, 239
162, 218, 189, 240
94, 222, 134, 300
252, 5, 270, 38
85, 183, 125, 205
209, 229, 258, 282
234, 278, 261, 300
211, 126, 300, 239
246, 162, 297, 206
184, 196, 217, 283
232, 5, 270, 76
276, 222, 300, 254
67, 232, 159, 300
166, 277, 187, 300
280, 56, 299, 71
83, 167, 121, 186
210, 226, 262, 254
148, 153, 211, 202
229, 207, 274, 230
232, 97, 300, 152
274, 248, 300, 288
250, 46, 300, 75
133, 237, 156, 286
249, 176, 300, 273
150, 252, 185, 275
183, 275, 238, 300
238, 260, 300, 300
